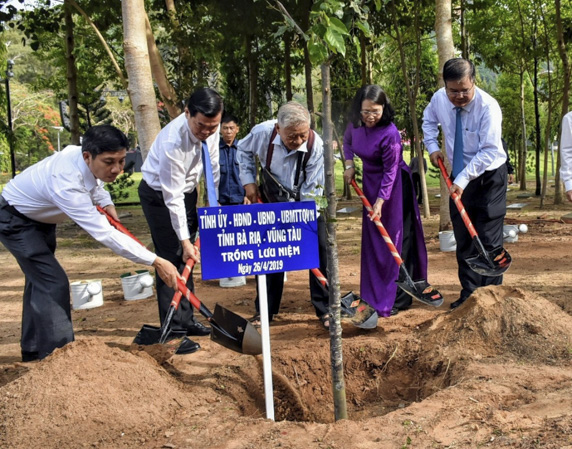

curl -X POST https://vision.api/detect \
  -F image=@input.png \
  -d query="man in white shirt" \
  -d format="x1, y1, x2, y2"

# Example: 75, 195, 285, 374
0, 125, 180, 362
422, 58, 507, 309
139, 87, 223, 350
236, 102, 331, 329
560, 111, 572, 202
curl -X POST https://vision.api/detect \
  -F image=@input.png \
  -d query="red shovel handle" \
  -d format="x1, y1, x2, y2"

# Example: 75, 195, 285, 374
96, 205, 144, 245
96, 205, 197, 311
436, 159, 478, 239
350, 180, 404, 267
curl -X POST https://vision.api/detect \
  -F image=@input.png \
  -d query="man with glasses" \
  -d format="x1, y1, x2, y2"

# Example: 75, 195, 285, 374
138, 87, 223, 352
236, 102, 331, 329
422, 58, 507, 309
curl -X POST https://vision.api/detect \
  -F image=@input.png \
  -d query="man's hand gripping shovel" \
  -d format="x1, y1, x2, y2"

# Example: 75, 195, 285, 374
97, 206, 262, 355
437, 159, 511, 277
350, 180, 444, 307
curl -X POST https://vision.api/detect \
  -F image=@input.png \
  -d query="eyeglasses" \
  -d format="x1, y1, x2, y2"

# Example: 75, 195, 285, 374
446, 85, 474, 97
360, 110, 383, 117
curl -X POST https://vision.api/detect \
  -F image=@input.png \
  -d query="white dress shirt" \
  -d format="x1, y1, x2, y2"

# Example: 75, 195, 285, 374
236, 120, 324, 201
422, 86, 506, 190
1, 145, 156, 265
141, 113, 220, 241
560, 111, 572, 193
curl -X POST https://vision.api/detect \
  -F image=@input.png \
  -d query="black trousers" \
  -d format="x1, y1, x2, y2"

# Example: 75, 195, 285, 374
411, 173, 422, 204
0, 197, 74, 359
450, 165, 507, 300
138, 180, 199, 330
255, 213, 329, 318
393, 172, 418, 310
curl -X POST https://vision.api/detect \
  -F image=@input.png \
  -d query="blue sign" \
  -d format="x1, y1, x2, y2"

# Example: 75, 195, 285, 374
198, 201, 319, 280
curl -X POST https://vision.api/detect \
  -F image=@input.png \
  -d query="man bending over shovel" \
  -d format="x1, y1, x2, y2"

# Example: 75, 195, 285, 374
0, 125, 181, 362
236, 102, 333, 329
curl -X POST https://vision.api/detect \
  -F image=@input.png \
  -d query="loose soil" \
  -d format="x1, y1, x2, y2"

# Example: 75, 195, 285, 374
1, 185, 572, 449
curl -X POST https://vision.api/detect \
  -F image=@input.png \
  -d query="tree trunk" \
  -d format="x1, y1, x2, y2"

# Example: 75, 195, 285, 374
301, 5, 315, 128
122, 0, 161, 158
246, 35, 258, 129
555, 0, 570, 205
68, 0, 128, 90
519, 69, 527, 190
389, 0, 429, 218
539, 3, 553, 208
64, 0, 80, 144
321, 62, 347, 422
284, 32, 293, 101
360, 31, 367, 86
460, 0, 468, 59
532, 39, 541, 197
434, 0, 454, 230
145, 13, 181, 119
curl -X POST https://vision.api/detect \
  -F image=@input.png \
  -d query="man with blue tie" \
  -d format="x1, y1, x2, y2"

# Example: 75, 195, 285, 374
138, 87, 223, 351
422, 58, 507, 309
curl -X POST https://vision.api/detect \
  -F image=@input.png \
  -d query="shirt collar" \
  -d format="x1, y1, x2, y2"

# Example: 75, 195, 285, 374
77, 147, 98, 190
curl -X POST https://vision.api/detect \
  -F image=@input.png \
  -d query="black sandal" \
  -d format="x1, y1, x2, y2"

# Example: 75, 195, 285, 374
248, 313, 261, 328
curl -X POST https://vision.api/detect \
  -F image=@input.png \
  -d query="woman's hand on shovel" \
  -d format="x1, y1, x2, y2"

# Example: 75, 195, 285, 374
370, 198, 384, 221
152, 257, 183, 289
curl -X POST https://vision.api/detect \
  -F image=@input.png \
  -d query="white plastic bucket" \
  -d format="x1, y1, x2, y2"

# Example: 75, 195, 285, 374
120, 270, 154, 300
439, 231, 457, 252
71, 280, 104, 310
503, 225, 519, 243
219, 276, 247, 288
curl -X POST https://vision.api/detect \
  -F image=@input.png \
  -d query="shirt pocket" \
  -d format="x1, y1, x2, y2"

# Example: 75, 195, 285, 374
464, 130, 480, 153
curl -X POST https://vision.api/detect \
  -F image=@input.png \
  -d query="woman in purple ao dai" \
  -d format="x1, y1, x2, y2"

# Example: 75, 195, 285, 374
343, 85, 429, 317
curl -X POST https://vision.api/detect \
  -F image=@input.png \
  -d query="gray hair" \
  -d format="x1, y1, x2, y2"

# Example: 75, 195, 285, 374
277, 102, 311, 128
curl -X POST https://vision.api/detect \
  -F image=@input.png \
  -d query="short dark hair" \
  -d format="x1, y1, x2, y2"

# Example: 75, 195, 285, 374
82, 125, 129, 157
443, 58, 476, 84
186, 87, 224, 118
221, 113, 239, 125
348, 85, 395, 128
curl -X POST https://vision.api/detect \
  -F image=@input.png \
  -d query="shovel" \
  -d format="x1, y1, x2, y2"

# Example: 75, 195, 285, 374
350, 180, 444, 307
310, 268, 379, 329
437, 159, 511, 277
97, 206, 262, 355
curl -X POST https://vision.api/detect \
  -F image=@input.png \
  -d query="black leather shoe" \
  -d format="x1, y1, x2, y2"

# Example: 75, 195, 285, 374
186, 321, 211, 336
390, 307, 399, 316
175, 337, 200, 355
21, 350, 39, 362
450, 297, 468, 309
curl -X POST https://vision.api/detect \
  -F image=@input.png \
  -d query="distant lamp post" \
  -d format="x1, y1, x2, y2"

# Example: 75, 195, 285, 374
51, 126, 64, 151
1, 59, 15, 177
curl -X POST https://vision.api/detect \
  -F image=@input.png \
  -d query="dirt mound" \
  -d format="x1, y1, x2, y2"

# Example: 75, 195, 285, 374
423, 285, 572, 362
0, 339, 192, 449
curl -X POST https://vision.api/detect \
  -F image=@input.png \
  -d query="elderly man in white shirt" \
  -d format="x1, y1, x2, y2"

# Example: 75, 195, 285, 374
237, 102, 331, 329
560, 111, 572, 202
138, 87, 223, 352
0, 125, 180, 362
422, 58, 508, 309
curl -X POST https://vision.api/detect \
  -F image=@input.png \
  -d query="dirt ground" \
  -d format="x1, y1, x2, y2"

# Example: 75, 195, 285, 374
1, 184, 572, 449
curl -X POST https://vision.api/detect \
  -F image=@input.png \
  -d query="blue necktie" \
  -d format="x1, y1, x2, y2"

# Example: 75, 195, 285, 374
452, 107, 464, 178
201, 141, 218, 207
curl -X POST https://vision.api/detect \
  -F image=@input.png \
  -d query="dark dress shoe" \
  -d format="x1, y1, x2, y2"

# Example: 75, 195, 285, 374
450, 297, 468, 309
21, 350, 39, 362
175, 338, 200, 355
390, 307, 399, 316
186, 321, 211, 336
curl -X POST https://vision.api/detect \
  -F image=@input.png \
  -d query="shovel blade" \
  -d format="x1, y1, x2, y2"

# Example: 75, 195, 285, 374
132, 324, 187, 346
396, 279, 444, 307
467, 246, 512, 277
210, 303, 262, 355
340, 292, 378, 329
